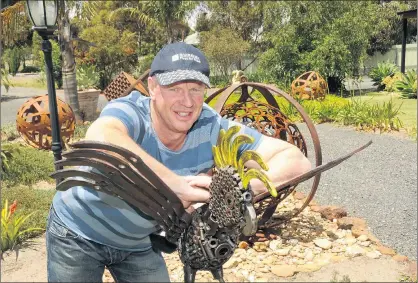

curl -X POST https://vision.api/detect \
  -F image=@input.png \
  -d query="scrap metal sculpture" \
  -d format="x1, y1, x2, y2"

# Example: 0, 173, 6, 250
205, 82, 320, 226
51, 124, 371, 282
16, 95, 75, 150
291, 71, 328, 100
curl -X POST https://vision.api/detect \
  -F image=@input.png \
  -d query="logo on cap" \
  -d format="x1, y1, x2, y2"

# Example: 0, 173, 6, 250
172, 53, 201, 63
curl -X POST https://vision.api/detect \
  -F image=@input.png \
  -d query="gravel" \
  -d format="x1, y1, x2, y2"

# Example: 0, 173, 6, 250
295, 123, 417, 260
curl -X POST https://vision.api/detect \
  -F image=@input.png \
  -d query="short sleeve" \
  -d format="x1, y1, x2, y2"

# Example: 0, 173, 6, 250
99, 91, 145, 141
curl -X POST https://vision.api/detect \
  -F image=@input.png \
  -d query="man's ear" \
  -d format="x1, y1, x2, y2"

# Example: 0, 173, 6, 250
148, 76, 156, 100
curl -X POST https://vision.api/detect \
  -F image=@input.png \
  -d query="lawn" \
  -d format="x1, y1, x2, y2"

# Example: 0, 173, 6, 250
357, 93, 417, 129
7, 74, 48, 89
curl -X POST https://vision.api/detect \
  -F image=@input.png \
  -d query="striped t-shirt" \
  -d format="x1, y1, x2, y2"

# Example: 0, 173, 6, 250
52, 91, 264, 251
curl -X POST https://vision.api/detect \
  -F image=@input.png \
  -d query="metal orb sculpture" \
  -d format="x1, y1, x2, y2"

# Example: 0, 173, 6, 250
16, 95, 75, 150
291, 71, 328, 100
205, 82, 322, 228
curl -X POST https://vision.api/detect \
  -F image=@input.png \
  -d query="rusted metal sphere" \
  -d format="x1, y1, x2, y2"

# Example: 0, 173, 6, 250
205, 82, 323, 227
16, 95, 76, 150
291, 71, 328, 100
221, 101, 307, 157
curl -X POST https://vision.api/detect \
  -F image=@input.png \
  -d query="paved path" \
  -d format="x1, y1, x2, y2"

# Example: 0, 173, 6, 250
296, 123, 417, 260
1, 86, 108, 126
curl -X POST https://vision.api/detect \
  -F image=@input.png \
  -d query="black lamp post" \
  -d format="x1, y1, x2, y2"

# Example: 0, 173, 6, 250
26, 0, 62, 169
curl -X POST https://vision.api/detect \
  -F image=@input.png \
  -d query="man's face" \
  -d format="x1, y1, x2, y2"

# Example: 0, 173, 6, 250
148, 77, 206, 134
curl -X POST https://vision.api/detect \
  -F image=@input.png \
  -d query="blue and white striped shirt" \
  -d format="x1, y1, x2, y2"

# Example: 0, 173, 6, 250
52, 91, 263, 251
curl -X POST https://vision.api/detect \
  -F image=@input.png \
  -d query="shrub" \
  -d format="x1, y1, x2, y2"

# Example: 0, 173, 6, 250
76, 64, 100, 91
336, 97, 403, 132
1, 186, 55, 242
2, 47, 23, 76
20, 66, 40, 73
393, 69, 417, 99
1, 143, 54, 186
1, 199, 44, 254
382, 72, 404, 92
1, 124, 20, 142
369, 61, 398, 90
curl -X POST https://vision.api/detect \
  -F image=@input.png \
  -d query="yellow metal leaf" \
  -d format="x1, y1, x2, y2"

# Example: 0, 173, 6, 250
221, 126, 241, 166
238, 150, 269, 179
212, 146, 224, 168
230, 134, 255, 168
242, 169, 277, 197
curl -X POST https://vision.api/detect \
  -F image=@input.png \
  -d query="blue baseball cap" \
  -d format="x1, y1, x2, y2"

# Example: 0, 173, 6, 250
149, 42, 211, 88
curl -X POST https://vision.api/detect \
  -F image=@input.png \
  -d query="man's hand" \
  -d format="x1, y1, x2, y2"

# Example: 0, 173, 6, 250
174, 176, 211, 209
183, 174, 212, 209
184, 174, 212, 190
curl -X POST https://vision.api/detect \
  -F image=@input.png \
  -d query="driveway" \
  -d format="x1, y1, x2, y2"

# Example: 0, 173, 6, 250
1, 86, 108, 126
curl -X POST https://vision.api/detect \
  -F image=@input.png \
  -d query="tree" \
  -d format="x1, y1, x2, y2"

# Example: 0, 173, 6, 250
145, 1, 197, 43
204, 1, 265, 70
200, 26, 249, 77
258, 1, 416, 91
195, 12, 211, 32
58, 0, 82, 122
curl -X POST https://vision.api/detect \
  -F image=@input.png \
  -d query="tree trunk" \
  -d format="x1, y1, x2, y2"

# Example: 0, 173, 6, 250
58, 0, 82, 123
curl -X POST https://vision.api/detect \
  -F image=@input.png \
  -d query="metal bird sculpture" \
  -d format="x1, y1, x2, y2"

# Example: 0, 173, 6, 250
50, 126, 372, 283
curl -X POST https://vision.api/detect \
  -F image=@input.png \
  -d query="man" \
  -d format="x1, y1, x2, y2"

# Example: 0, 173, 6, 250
46, 42, 311, 282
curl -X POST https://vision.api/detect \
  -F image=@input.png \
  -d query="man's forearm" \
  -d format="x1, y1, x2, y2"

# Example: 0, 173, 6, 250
249, 147, 311, 196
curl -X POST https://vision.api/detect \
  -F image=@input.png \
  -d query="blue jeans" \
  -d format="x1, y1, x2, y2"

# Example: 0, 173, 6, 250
46, 207, 170, 282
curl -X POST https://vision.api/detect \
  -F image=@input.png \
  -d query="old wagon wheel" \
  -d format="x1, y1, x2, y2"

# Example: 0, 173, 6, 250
205, 82, 323, 228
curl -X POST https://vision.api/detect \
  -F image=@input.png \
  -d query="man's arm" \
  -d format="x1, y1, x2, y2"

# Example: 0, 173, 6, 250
247, 135, 312, 195
84, 116, 210, 207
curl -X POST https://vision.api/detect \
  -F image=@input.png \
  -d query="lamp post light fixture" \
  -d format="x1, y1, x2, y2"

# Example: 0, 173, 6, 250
26, 0, 62, 169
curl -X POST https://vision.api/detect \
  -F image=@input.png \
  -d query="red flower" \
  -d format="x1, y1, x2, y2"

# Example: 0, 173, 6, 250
9, 200, 17, 216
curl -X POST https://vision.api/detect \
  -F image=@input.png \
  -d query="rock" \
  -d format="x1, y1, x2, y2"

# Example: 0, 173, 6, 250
310, 205, 322, 212
352, 226, 369, 237
224, 258, 239, 269
337, 217, 366, 230
271, 265, 297, 277
259, 267, 270, 273
345, 237, 357, 246
275, 248, 291, 256
319, 206, 348, 221
308, 199, 318, 206
331, 255, 346, 262
335, 230, 346, 239
268, 234, 278, 240
377, 245, 397, 256
407, 261, 417, 281
269, 239, 283, 251
366, 251, 381, 259
238, 241, 249, 249
305, 249, 314, 261
255, 232, 265, 238
293, 191, 306, 200
357, 234, 369, 242
313, 239, 332, 250
288, 239, 299, 246
345, 245, 366, 258
296, 263, 322, 272
393, 254, 409, 262
359, 241, 371, 247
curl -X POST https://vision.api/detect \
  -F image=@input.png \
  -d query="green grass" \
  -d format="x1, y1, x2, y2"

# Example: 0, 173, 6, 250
358, 93, 417, 129
7, 75, 47, 89
1, 142, 55, 187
